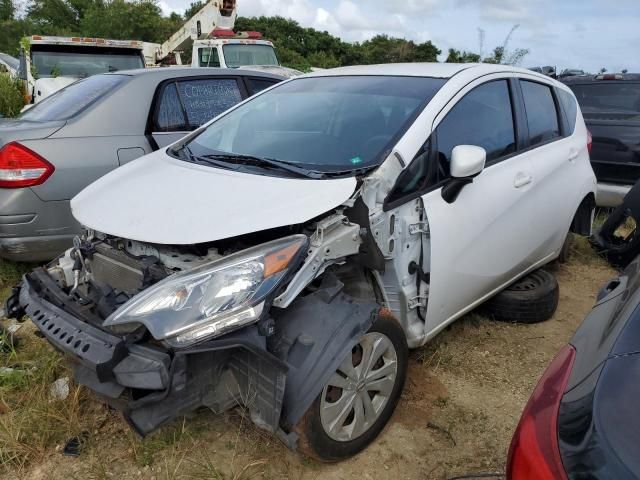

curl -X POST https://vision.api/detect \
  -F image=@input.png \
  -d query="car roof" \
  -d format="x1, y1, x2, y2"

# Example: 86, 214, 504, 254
302, 62, 550, 80
0, 53, 18, 69
106, 67, 286, 82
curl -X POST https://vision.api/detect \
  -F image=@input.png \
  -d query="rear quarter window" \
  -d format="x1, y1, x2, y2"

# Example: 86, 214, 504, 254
558, 89, 578, 135
19, 74, 126, 122
246, 77, 280, 96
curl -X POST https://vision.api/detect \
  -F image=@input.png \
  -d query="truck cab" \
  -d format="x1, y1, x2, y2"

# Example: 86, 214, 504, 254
194, 34, 279, 69
18, 36, 146, 105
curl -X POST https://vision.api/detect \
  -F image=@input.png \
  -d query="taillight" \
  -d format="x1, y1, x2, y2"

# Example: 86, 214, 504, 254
506, 344, 575, 480
587, 130, 593, 155
0, 143, 54, 188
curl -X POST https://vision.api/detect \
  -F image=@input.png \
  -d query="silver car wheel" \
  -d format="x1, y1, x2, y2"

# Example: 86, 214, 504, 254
319, 332, 398, 442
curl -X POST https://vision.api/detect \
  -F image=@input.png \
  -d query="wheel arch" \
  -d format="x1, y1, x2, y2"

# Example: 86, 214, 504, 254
272, 274, 380, 434
571, 192, 596, 237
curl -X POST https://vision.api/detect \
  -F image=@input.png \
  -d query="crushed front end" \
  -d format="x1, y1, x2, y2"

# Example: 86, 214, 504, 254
7, 226, 378, 444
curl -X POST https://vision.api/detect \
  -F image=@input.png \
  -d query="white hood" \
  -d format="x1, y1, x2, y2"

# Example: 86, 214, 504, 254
71, 151, 357, 245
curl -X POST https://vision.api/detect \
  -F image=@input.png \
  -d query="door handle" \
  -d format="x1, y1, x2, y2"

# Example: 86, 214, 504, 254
568, 150, 579, 162
514, 173, 533, 188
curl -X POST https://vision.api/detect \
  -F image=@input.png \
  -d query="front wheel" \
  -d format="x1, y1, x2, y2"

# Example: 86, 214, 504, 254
294, 310, 408, 462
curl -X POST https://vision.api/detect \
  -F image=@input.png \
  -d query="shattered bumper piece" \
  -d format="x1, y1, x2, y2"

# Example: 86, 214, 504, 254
17, 271, 288, 436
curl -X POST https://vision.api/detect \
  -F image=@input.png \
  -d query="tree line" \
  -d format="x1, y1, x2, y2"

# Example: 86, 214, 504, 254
0, 0, 530, 70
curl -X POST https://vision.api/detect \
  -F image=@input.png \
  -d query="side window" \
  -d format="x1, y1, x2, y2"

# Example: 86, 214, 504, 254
198, 48, 220, 67
436, 80, 516, 168
246, 77, 280, 96
557, 89, 578, 136
176, 78, 243, 128
521, 80, 560, 146
154, 78, 243, 132
155, 83, 187, 132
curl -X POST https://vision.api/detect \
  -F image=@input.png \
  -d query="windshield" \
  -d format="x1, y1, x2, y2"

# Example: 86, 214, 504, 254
185, 75, 446, 173
569, 83, 640, 120
31, 47, 144, 78
222, 44, 279, 68
20, 74, 126, 122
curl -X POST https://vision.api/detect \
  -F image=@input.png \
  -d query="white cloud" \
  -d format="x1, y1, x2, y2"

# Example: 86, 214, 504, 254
158, 0, 185, 16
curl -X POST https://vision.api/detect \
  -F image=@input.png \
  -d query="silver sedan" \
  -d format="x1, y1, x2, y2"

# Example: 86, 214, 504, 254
0, 67, 284, 261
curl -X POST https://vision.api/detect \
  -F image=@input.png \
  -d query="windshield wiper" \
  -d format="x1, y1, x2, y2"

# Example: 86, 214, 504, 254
191, 152, 326, 179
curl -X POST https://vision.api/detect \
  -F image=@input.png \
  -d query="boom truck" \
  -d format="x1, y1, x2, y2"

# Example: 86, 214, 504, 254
17, 0, 295, 106
146, 0, 298, 77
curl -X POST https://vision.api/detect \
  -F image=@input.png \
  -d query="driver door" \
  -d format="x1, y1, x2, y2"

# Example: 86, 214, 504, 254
421, 76, 540, 333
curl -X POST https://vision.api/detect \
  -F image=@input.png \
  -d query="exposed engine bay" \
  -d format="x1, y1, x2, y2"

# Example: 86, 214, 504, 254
44, 224, 310, 330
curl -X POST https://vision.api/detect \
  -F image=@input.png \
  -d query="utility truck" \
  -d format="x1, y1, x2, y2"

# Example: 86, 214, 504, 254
18, 36, 147, 105
17, 0, 293, 105
147, 0, 296, 76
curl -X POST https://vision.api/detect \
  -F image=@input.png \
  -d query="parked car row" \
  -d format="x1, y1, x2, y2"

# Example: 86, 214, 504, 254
561, 73, 640, 207
3, 62, 597, 462
0, 68, 284, 261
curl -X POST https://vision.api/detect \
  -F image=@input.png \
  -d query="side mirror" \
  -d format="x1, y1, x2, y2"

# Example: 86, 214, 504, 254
450, 145, 486, 178
442, 145, 486, 204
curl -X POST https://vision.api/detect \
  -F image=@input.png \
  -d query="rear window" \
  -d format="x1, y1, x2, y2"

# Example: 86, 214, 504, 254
521, 80, 560, 146
569, 83, 640, 120
20, 74, 125, 122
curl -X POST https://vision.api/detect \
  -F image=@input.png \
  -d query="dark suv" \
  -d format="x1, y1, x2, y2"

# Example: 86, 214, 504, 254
562, 74, 640, 206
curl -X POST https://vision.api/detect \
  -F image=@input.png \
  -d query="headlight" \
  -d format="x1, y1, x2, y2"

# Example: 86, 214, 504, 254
103, 235, 308, 347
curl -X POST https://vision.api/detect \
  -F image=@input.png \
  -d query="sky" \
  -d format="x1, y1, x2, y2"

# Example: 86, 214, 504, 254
159, 0, 640, 73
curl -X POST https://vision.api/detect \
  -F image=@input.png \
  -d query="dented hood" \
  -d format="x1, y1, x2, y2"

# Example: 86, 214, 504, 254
71, 151, 357, 245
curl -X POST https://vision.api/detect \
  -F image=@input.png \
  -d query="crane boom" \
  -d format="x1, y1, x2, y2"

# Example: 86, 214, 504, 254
153, 0, 237, 64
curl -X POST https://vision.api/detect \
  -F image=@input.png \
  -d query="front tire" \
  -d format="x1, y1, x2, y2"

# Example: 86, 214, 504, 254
294, 310, 408, 462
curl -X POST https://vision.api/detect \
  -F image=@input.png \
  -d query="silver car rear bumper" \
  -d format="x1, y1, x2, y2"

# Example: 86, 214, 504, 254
0, 235, 74, 262
596, 183, 632, 208
0, 188, 78, 261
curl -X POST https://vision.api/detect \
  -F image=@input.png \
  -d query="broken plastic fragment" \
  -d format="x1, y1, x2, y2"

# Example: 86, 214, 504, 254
50, 377, 70, 401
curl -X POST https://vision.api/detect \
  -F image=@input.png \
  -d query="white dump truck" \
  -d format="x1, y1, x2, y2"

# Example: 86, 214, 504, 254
17, 35, 147, 104
17, 0, 297, 105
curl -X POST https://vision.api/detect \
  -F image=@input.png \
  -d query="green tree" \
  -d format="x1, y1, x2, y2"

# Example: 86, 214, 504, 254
0, 73, 24, 117
80, 0, 175, 43
0, 0, 14, 21
184, 0, 204, 20
357, 35, 440, 64
445, 48, 480, 63
26, 0, 81, 34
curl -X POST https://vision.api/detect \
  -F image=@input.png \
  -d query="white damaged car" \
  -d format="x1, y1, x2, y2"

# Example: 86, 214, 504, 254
7, 63, 596, 461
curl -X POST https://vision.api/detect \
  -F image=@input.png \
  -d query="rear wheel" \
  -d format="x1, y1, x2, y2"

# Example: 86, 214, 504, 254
480, 269, 559, 324
294, 311, 408, 462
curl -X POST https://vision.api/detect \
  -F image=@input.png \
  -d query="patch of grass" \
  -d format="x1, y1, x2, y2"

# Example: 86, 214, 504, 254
0, 329, 98, 473
0, 258, 36, 302
570, 234, 608, 267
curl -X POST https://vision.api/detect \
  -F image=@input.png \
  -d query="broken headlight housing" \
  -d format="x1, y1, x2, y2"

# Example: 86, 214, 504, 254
103, 235, 308, 348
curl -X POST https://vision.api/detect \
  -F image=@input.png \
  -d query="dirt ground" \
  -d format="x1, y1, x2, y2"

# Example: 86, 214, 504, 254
1, 244, 615, 480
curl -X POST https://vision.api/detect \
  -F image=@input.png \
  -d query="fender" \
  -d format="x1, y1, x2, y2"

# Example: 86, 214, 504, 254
271, 275, 379, 433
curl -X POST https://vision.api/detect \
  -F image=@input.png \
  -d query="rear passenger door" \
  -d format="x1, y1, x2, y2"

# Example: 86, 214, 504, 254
149, 77, 247, 148
515, 77, 577, 258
